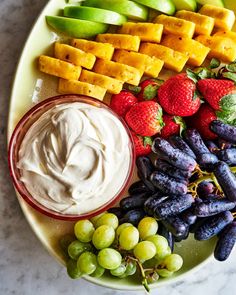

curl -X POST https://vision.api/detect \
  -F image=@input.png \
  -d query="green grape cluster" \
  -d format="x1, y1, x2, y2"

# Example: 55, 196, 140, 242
61, 213, 183, 292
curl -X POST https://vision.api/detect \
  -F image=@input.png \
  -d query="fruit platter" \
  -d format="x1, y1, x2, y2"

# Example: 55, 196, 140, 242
8, 0, 236, 292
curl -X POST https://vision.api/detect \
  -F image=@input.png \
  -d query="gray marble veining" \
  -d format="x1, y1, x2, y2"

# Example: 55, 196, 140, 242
0, 1, 236, 295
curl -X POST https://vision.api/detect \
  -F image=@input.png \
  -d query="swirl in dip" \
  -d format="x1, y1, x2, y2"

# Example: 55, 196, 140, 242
17, 102, 131, 214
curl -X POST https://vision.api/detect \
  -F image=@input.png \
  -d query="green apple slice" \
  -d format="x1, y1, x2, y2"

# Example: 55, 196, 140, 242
46, 16, 109, 38
82, 0, 148, 21
132, 0, 176, 15
64, 6, 127, 25
196, 0, 224, 7
172, 0, 197, 11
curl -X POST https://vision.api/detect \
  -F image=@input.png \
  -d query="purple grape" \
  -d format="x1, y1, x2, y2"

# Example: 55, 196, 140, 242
161, 215, 188, 237
210, 120, 236, 144
206, 194, 222, 201
144, 195, 169, 216
154, 159, 191, 181
136, 156, 156, 192
169, 135, 196, 159
158, 224, 174, 251
154, 194, 194, 219
152, 137, 197, 172
197, 181, 215, 198
194, 198, 235, 217
180, 208, 197, 225
214, 222, 236, 261
174, 228, 189, 242
136, 156, 154, 178
205, 141, 218, 154
183, 129, 218, 170
128, 180, 151, 195
213, 161, 236, 202
217, 148, 236, 165
195, 197, 203, 204
119, 209, 145, 226
150, 171, 188, 195
184, 129, 210, 156
108, 207, 124, 219
120, 194, 150, 211
217, 138, 232, 150
197, 153, 219, 171
194, 211, 234, 241
189, 217, 208, 233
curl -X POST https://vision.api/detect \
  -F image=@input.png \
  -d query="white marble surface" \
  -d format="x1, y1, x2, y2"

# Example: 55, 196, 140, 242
1, 1, 236, 295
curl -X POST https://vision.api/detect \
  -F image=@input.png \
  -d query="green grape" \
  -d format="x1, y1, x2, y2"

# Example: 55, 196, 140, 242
146, 271, 159, 284
74, 220, 95, 243
157, 268, 174, 278
138, 217, 158, 240
116, 223, 133, 238
90, 212, 106, 225
94, 213, 119, 229
92, 225, 115, 249
60, 234, 75, 253
119, 226, 139, 250
90, 265, 105, 278
77, 252, 97, 275
110, 262, 126, 276
155, 246, 171, 263
68, 240, 92, 260
133, 241, 156, 262
125, 260, 137, 276
146, 235, 169, 259
163, 254, 183, 272
67, 259, 82, 279
97, 248, 122, 270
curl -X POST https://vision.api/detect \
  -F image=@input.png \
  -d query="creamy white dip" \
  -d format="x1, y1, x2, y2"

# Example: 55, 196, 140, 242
17, 102, 131, 214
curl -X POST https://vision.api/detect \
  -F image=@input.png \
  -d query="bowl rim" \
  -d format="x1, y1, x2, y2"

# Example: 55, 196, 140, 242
83, 252, 214, 291
8, 94, 135, 221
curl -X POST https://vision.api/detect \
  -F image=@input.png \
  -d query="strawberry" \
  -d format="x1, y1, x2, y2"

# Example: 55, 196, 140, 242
187, 103, 217, 140
110, 90, 138, 118
197, 79, 235, 110
125, 101, 164, 137
131, 131, 152, 157
137, 79, 159, 101
161, 115, 186, 139
158, 73, 201, 117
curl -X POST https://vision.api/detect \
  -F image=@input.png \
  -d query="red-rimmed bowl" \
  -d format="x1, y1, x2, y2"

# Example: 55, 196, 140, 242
8, 94, 135, 221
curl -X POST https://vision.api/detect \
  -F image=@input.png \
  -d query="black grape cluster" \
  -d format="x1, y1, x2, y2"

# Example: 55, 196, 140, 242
109, 120, 236, 262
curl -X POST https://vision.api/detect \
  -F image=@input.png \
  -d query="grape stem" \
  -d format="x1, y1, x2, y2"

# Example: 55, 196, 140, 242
126, 256, 150, 293
188, 166, 236, 193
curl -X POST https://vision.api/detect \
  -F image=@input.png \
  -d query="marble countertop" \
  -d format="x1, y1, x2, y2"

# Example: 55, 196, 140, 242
1, 1, 236, 294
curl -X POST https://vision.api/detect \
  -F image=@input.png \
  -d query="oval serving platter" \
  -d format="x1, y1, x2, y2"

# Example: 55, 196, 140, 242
7, 0, 236, 290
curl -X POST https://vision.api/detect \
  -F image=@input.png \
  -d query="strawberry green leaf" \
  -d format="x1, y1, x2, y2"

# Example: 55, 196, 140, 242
156, 105, 165, 128
193, 90, 200, 101
220, 94, 236, 113
143, 136, 153, 147
217, 94, 236, 125
210, 58, 220, 69
143, 84, 158, 100
196, 68, 216, 79
186, 69, 199, 83
226, 62, 236, 73
216, 110, 236, 126
222, 72, 236, 83
173, 116, 186, 136
124, 84, 141, 94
